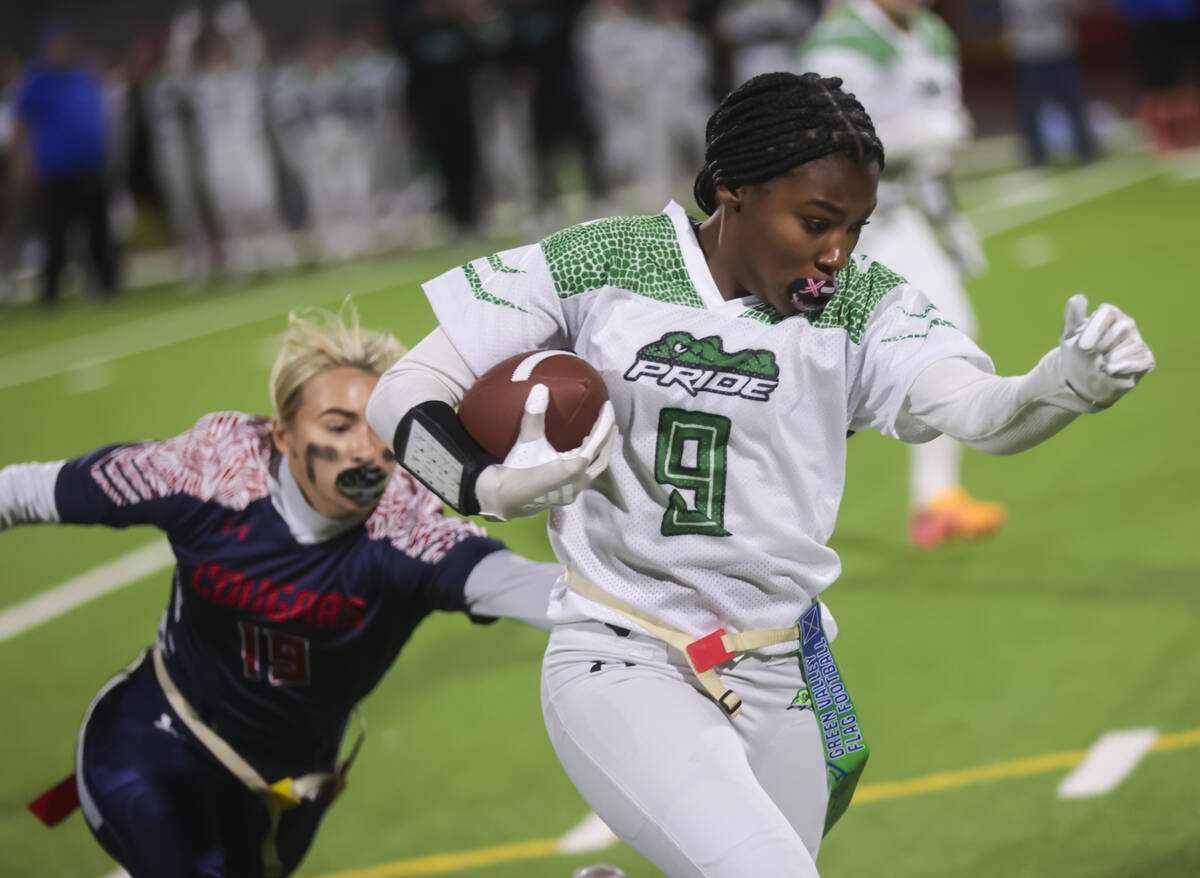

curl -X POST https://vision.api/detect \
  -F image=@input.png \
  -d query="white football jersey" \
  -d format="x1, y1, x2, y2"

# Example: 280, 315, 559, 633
424, 201, 991, 641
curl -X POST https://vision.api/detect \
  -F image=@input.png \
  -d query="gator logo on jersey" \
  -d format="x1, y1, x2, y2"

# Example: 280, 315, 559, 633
624, 331, 779, 401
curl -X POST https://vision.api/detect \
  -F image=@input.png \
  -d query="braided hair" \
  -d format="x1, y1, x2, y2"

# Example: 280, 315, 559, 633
693, 72, 885, 216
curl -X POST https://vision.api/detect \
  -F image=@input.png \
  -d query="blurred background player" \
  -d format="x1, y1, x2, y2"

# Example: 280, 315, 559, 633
150, 8, 218, 286
638, 0, 714, 211
0, 53, 33, 302
342, 19, 413, 251
499, 0, 608, 230
3, 306, 563, 878
1000, 0, 1098, 167
390, 0, 486, 239
12, 22, 119, 304
272, 28, 375, 263
715, 0, 822, 88
575, 0, 645, 201
799, 0, 1007, 548
190, 1, 297, 278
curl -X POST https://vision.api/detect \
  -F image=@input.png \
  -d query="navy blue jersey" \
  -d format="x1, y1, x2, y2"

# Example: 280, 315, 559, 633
55, 412, 503, 775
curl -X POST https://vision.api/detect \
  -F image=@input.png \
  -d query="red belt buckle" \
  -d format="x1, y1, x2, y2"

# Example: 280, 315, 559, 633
687, 629, 735, 673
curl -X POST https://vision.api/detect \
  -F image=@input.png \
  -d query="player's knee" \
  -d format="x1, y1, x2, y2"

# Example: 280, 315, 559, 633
697, 826, 819, 878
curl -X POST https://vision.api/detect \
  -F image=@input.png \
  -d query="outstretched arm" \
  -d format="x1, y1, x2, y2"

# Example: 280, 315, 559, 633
0, 461, 65, 531
2, 413, 267, 536
900, 295, 1156, 453
463, 551, 561, 631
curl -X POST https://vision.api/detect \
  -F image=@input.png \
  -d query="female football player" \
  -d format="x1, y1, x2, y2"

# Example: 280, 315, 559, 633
0, 308, 560, 877
366, 72, 1155, 877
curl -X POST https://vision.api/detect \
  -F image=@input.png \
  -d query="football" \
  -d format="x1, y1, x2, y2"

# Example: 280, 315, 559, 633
458, 350, 609, 457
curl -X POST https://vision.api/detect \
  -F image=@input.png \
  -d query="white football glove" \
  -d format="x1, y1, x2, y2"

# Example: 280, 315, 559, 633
1053, 294, 1156, 412
474, 384, 617, 522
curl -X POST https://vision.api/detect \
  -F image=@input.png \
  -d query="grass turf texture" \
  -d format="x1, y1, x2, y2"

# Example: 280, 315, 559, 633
0, 159, 1196, 877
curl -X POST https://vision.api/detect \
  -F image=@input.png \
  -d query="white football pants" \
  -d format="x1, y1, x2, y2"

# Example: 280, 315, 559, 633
542, 621, 828, 878
859, 205, 978, 505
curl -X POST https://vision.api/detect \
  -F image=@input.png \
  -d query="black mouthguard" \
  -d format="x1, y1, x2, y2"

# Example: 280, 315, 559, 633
334, 463, 389, 506
787, 278, 838, 313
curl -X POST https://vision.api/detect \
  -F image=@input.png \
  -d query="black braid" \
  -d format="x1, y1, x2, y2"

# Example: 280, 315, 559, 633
693, 72, 885, 216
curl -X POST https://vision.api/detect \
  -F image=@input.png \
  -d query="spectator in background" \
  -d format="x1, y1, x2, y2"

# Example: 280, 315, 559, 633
716, 0, 822, 88
639, 0, 714, 211
191, 1, 298, 278
391, 0, 486, 237
151, 9, 217, 286
502, 0, 607, 226
14, 24, 119, 304
575, 0, 645, 195
0, 55, 30, 302
1000, 0, 1097, 166
1114, 0, 1200, 152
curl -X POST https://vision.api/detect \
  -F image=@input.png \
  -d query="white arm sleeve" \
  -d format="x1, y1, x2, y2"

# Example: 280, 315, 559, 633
463, 550, 561, 632
900, 352, 1083, 455
0, 461, 65, 531
366, 327, 479, 447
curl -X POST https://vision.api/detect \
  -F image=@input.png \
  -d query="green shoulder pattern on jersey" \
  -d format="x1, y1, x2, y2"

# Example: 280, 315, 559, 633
462, 260, 529, 313
801, 8, 899, 66
539, 214, 704, 308
487, 253, 523, 274
810, 255, 906, 344
914, 11, 957, 62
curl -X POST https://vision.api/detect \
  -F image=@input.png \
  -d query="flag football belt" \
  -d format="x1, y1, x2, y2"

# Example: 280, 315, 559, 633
566, 569, 869, 835
151, 647, 365, 878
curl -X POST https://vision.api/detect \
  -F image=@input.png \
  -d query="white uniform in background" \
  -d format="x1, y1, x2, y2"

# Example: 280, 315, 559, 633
192, 2, 296, 276
717, 0, 821, 88
399, 203, 991, 875
474, 63, 536, 224
102, 68, 135, 254
639, 8, 713, 210
151, 10, 214, 284
575, 0, 651, 192
800, 0, 1000, 526
272, 58, 373, 262
345, 47, 412, 249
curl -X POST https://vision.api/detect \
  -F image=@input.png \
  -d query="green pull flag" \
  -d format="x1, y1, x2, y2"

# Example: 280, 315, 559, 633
796, 601, 870, 835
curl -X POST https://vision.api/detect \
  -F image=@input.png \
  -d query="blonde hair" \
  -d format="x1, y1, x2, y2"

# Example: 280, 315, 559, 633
269, 303, 406, 424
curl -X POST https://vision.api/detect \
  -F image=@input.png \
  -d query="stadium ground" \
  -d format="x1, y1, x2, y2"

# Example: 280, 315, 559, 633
1, 149, 1196, 878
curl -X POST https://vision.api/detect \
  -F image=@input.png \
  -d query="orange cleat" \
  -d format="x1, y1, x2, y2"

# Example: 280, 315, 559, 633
908, 486, 1007, 549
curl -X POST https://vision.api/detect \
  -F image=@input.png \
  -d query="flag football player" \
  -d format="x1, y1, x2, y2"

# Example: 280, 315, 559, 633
1, 308, 560, 877
367, 71, 1155, 877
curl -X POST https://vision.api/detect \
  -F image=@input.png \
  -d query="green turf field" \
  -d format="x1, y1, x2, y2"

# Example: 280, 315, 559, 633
1, 151, 1197, 878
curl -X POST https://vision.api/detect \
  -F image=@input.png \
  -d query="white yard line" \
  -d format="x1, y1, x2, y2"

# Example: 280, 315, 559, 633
100, 870, 130, 878
556, 811, 620, 854
968, 156, 1163, 239
0, 268, 421, 393
0, 540, 172, 644
1057, 727, 1158, 799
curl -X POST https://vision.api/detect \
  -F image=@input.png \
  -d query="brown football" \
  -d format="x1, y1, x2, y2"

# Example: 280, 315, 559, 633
459, 350, 610, 457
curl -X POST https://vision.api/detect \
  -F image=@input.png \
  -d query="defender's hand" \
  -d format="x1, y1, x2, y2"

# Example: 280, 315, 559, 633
474, 385, 617, 521
1057, 294, 1155, 411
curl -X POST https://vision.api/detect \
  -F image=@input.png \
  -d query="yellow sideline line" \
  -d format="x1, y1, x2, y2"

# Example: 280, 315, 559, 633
315, 726, 1200, 878
317, 839, 560, 878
